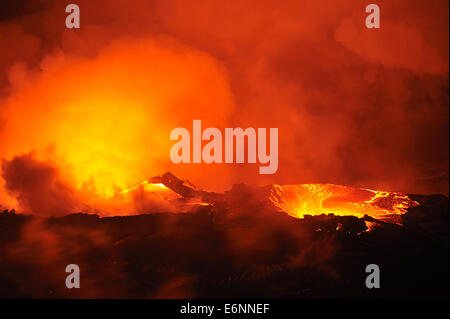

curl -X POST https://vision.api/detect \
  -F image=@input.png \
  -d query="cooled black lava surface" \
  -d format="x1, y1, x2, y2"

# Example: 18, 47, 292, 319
0, 192, 448, 298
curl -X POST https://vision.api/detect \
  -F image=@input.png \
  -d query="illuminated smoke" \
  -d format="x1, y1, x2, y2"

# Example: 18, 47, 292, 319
0, 0, 448, 216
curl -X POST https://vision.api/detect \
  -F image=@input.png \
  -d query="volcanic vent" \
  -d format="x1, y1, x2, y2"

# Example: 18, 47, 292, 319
147, 172, 419, 228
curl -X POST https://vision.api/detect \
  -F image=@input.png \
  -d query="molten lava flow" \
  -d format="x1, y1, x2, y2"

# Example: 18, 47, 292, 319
268, 184, 419, 225
121, 181, 180, 199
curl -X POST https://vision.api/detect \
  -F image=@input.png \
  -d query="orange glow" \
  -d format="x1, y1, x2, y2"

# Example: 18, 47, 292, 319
269, 183, 419, 224
0, 0, 447, 216
120, 181, 180, 200
0, 38, 233, 214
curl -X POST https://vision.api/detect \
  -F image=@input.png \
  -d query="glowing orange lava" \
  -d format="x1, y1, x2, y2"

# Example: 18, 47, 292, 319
269, 184, 419, 225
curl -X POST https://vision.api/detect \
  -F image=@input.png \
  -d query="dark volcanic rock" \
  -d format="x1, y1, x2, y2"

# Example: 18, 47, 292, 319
0, 191, 448, 298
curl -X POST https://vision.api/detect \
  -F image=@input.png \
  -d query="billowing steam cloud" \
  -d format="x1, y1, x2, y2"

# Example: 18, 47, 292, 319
0, 0, 448, 216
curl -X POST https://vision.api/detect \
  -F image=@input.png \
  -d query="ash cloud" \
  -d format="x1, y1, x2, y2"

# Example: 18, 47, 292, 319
1, 153, 78, 216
